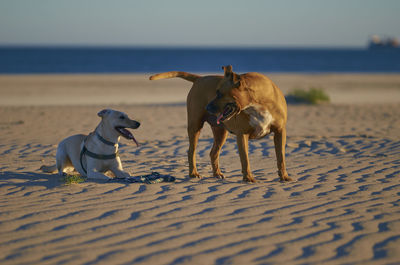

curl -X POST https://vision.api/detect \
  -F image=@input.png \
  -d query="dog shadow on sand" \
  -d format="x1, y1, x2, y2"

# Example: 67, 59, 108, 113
0, 171, 113, 191
0, 171, 64, 191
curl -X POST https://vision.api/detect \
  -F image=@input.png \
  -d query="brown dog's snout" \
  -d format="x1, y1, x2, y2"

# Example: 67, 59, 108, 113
206, 102, 218, 115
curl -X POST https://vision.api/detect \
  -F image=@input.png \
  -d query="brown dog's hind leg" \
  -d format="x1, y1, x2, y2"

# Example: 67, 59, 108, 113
273, 127, 292, 182
188, 122, 203, 179
236, 133, 256, 183
210, 126, 228, 179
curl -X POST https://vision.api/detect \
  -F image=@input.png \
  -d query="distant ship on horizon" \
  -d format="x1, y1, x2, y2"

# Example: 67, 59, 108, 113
368, 35, 399, 50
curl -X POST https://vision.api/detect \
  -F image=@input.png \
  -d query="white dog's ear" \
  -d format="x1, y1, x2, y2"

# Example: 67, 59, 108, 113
97, 109, 110, 118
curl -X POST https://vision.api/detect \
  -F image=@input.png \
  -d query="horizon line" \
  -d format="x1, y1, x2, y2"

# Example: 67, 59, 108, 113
0, 44, 368, 50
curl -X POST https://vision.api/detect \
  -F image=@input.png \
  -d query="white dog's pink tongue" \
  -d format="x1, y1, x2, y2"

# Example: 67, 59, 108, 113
131, 134, 139, 147
119, 127, 139, 147
216, 113, 224, 124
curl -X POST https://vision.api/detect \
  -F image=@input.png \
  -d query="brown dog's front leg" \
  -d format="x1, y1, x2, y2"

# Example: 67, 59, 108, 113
210, 126, 228, 179
236, 133, 255, 183
273, 128, 292, 182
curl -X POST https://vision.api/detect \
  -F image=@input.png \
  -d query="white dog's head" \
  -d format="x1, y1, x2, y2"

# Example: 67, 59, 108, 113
97, 109, 140, 146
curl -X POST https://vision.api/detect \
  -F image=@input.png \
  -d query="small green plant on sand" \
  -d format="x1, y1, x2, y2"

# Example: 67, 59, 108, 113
287, 87, 330, 104
62, 174, 86, 184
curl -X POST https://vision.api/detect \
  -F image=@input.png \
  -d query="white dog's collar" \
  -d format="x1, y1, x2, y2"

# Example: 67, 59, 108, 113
96, 131, 117, 146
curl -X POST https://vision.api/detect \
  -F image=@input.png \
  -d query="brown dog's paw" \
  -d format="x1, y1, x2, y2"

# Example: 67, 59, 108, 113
279, 173, 292, 182
189, 173, 202, 179
242, 174, 256, 183
213, 172, 225, 179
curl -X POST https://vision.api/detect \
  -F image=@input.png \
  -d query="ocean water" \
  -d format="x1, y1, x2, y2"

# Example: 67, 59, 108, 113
0, 46, 399, 74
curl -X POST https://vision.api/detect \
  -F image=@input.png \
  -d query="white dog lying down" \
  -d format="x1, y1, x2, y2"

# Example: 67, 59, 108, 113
41, 109, 140, 180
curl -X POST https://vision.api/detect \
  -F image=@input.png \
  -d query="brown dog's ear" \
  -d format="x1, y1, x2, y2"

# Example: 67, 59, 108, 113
97, 109, 110, 118
222, 65, 233, 78
223, 65, 241, 88
233, 74, 241, 88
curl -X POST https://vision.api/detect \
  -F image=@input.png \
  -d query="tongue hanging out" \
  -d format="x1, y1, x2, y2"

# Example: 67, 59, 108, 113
216, 103, 237, 124
115, 127, 139, 147
129, 133, 139, 147
216, 113, 224, 125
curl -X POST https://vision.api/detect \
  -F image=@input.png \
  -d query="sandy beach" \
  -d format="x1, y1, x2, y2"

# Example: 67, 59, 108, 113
1, 73, 400, 264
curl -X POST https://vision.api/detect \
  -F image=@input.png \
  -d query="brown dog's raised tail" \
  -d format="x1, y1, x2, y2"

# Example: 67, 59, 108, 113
149, 71, 200, 83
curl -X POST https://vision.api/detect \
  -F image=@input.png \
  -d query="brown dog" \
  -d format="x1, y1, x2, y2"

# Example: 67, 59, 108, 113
150, 65, 290, 182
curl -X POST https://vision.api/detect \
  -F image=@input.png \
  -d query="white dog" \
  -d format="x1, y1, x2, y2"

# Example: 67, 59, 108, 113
41, 109, 140, 180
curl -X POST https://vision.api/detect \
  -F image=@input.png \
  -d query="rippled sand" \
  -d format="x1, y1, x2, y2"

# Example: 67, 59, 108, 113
1, 74, 400, 264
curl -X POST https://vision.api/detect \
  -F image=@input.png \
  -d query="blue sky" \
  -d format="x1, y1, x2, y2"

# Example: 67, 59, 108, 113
1, 0, 399, 47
